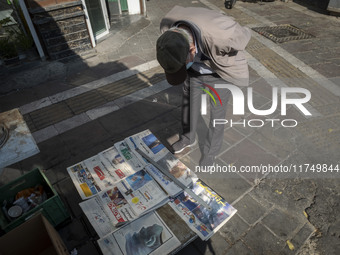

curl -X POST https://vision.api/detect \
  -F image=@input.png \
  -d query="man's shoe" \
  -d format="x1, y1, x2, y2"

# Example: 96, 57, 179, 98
199, 155, 216, 168
172, 137, 197, 154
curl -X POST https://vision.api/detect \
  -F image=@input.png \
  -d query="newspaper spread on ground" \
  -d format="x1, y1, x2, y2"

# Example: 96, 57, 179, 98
124, 129, 168, 162
114, 140, 146, 171
97, 211, 181, 255
144, 164, 183, 197
83, 155, 117, 191
79, 195, 117, 237
126, 130, 198, 195
67, 161, 103, 200
169, 180, 237, 241
80, 169, 169, 237
99, 146, 137, 182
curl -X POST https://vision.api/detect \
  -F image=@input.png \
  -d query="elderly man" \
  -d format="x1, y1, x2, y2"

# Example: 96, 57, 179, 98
156, 6, 251, 167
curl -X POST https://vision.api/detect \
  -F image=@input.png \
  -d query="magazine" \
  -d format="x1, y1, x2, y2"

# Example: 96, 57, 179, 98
80, 169, 169, 237
126, 130, 198, 194
97, 211, 181, 255
169, 180, 237, 241
99, 146, 137, 182
67, 161, 102, 200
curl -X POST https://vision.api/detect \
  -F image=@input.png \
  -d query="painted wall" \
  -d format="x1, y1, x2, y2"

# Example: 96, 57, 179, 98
126, 0, 140, 14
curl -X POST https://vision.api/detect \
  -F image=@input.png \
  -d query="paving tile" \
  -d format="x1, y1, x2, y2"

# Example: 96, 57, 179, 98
19, 135, 70, 172
234, 194, 268, 225
226, 240, 254, 255
0, 89, 38, 112
220, 213, 250, 244
249, 175, 316, 214
28, 102, 74, 130
242, 223, 286, 255
97, 106, 144, 137
196, 164, 252, 204
32, 79, 73, 99
65, 90, 107, 115
66, 68, 100, 86
59, 120, 111, 158
58, 217, 95, 251
192, 233, 230, 255
248, 124, 298, 160
281, 222, 315, 254
53, 177, 84, 218
248, 77, 276, 101
220, 139, 280, 182
262, 208, 303, 240
223, 127, 246, 147
128, 95, 176, 120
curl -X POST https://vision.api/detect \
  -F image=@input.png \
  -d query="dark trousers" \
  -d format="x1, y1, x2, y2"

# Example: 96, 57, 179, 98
181, 70, 231, 158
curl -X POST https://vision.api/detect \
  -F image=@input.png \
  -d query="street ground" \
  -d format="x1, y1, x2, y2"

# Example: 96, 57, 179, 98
0, 0, 339, 254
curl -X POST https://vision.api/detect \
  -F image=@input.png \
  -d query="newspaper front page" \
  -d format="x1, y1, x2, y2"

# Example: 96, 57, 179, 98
99, 146, 137, 181
98, 211, 181, 255
126, 130, 198, 194
114, 140, 146, 171
67, 161, 102, 200
80, 169, 169, 237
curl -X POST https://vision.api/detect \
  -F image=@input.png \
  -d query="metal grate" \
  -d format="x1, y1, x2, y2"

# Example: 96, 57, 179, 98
252, 24, 314, 43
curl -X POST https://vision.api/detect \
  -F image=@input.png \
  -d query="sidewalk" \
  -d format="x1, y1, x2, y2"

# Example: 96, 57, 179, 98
1, 0, 339, 254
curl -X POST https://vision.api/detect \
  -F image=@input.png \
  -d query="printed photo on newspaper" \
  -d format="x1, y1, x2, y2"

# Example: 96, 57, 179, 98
127, 129, 198, 193
114, 140, 146, 171
97, 211, 180, 255
99, 146, 138, 182
80, 169, 169, 237
125, 129, 169, 162
67, 161, 103, 200
169, 180, 237, 241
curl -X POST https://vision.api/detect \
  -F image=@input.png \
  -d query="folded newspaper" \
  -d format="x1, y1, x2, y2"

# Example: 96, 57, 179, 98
67, 146, 143, 200
169, 180, 237, 241
97, 211, 180, 255
79, 169, 169, 237
125, 129, 198, 196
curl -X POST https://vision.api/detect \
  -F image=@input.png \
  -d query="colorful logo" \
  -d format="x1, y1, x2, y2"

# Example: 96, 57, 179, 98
200, 83, 223, 115
200, 83, 223, 106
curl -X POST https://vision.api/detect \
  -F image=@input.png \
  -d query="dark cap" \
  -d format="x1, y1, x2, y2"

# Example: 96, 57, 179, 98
156, 30, 189, 85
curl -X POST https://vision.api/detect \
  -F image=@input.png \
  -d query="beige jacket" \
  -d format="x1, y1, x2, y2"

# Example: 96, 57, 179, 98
160, 6, 251, 86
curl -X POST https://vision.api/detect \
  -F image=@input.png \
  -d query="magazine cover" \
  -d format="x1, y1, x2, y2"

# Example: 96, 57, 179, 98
67, 161, 102, 200
99, 146, 137, 181
97, 211, 181, 255
80, 170, 169, 237
169, 180, 237, 241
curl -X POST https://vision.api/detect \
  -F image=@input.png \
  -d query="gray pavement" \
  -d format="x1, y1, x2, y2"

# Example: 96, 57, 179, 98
1, 0, 340, 254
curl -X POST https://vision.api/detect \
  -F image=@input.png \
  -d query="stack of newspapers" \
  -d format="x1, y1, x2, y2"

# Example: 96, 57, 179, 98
67, 129, 237, 254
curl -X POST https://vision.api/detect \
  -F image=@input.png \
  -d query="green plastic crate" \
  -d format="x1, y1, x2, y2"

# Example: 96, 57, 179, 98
0, 168, 70, 233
